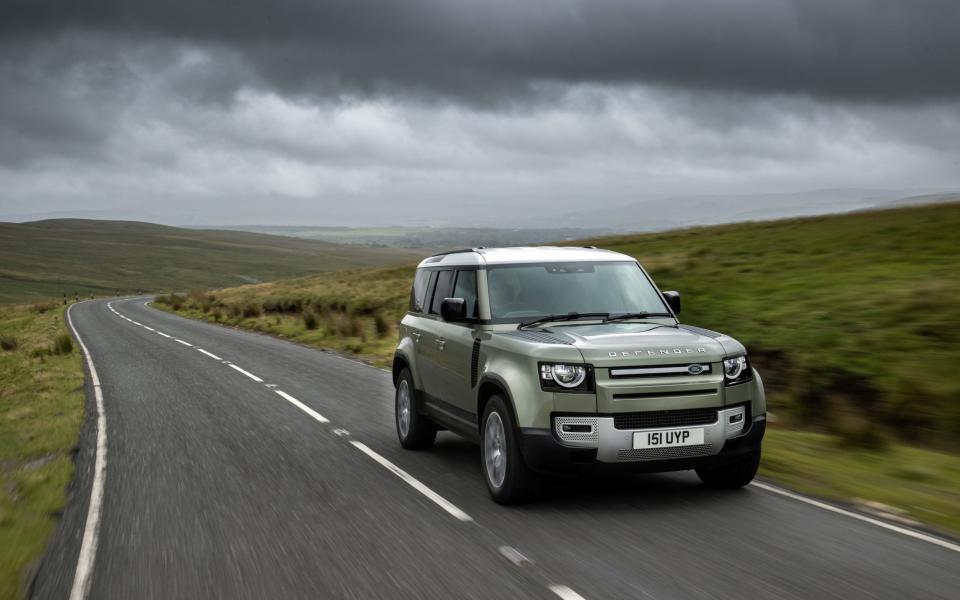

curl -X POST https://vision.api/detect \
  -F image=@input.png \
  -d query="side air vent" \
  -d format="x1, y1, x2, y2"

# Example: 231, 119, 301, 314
470, 338, 481, 388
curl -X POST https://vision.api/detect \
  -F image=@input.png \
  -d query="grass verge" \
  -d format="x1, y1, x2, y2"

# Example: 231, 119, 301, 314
762, 427, 960, 535
0, 302, 84, 599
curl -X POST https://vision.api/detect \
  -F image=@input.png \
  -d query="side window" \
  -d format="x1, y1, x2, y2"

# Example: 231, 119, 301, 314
452, 270, 478, 318
429, 270, 454, 315
409, 269, 431, 312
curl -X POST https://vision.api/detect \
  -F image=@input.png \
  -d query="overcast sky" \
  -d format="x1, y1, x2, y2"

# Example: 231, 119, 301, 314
2, 0, 958, 226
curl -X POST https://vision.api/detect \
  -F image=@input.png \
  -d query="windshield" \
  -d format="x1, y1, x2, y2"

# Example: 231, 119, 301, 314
486, 261, 671, 321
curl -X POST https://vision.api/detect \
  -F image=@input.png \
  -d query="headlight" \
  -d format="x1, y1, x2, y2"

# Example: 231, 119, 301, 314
539, 363, 592, 392
723, 355, 751, 385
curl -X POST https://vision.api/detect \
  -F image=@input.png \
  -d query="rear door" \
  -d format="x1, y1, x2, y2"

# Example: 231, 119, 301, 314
404, 269, 434, 391
417, 269, 454, 401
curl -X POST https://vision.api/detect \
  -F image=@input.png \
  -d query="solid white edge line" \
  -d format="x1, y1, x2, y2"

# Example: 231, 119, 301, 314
549, 585, 587, 600
196, 348, 222, 361
156, 331, 171, 338
750, 481, 960, 553
349, 440, 473, 523
66, 303, 107, 600
175, 339, 193, 347
142, 326, 155, 332
228, 363, 263, 382
275, 390, 329, 424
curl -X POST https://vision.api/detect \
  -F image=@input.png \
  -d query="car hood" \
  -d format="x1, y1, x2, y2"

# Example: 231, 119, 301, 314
542, 322, 743, 366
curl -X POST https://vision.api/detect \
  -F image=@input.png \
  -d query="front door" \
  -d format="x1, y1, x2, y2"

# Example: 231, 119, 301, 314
433, 269, 479, 420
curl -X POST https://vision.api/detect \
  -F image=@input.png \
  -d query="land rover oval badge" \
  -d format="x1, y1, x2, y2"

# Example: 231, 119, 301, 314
687, 364, 705, 375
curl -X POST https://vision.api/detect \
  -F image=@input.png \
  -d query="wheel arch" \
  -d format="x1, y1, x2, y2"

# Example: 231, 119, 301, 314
476, 374, 519, 433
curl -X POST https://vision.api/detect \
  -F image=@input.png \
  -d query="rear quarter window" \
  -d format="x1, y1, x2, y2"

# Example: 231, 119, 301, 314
409, 269, 431, 312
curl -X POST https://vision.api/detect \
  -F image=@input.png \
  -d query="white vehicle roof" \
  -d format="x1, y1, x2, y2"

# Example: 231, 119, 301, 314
416, 246, 635, 268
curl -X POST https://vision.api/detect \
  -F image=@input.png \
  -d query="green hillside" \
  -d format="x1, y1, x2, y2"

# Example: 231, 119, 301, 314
0, 219, 421, 303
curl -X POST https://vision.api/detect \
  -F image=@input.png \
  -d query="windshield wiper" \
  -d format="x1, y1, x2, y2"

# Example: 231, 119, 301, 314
518, 312, 610, 329
603, 312, 673, 323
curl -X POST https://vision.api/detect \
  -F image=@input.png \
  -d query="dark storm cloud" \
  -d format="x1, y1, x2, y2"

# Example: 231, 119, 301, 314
1, 0, 958, 225
4, 0, 960, 104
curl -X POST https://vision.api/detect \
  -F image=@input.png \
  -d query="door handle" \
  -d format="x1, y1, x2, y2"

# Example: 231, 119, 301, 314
412, 331, 422, 343
436, 337, 446, 351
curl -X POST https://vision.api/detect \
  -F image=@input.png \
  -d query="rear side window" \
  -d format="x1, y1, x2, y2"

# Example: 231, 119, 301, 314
409, 269, 431, 312
452, 270, 478, 318
429, 270, 454, 315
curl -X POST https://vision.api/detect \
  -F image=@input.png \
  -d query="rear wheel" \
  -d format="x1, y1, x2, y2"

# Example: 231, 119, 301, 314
696, 446, 761, 488
395, 368, 436, 450
481, 395, 538, 504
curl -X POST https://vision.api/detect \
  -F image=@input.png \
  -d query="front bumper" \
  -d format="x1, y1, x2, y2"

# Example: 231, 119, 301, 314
519, 412, 766, 476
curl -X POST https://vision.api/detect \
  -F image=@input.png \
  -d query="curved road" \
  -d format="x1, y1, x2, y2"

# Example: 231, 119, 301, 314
33, 298, 959, 599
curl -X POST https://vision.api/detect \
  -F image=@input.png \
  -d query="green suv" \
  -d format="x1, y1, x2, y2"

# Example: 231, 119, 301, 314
392, 247, 766, 503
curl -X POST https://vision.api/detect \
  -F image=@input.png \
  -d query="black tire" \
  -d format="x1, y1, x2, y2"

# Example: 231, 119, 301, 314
395, 368, 436, 450
481, 395, 539, 504
696, 445, 761, 489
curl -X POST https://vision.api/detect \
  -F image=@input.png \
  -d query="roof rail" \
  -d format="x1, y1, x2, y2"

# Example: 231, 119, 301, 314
429, 248, 478, 258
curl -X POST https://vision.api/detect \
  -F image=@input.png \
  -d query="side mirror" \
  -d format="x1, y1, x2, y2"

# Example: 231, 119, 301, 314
440, 298, 468, 322
662, 291, 681, 315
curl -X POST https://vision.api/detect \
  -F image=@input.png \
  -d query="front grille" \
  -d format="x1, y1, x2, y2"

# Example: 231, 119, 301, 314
617, 443, 714, 461
613, 407, 718, 430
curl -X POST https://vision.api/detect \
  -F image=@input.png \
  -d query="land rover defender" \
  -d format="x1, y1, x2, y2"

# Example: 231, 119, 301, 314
392, 247, 766, 503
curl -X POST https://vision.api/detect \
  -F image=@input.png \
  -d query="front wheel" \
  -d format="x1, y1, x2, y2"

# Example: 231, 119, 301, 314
481, 395, 538, 504
395, 368, 436, 450
696, 446, 761, 488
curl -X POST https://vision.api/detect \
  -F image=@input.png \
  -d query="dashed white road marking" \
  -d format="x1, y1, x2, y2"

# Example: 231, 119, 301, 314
275, 390, 329, 423
499, 545, 532, 567
350, 440, 473, 523
228, 363, 263, 382
175, 339, 193, 347
196, 348, 222, 361
751, 481, 960, 553
333, 428, 350, 437
549, 585, 587, 600
67, 303, 107, 600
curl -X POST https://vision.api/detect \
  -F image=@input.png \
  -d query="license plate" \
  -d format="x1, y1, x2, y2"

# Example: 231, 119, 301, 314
633, 428, 704, 449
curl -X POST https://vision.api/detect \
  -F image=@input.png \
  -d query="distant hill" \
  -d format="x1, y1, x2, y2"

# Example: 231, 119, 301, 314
875, 192, 960, 209
0, 219, 422, 303
546, 188, 959, 232
205, 225, 616, 249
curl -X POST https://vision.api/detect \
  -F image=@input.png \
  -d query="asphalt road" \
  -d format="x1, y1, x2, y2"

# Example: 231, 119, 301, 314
32, 298, 960, 599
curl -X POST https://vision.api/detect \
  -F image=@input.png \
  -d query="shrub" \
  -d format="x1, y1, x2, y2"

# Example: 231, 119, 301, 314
373, 312, 391, 338
303, 311, 319, 330
346, 315, 363, 337
156, 293, 185, 310
241, 302, 262, 319
52, 333, 73, 355
0, 335, 18, 351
